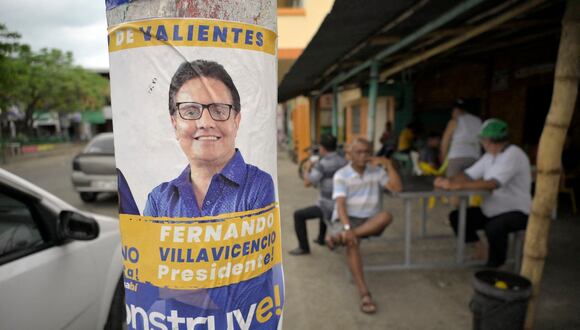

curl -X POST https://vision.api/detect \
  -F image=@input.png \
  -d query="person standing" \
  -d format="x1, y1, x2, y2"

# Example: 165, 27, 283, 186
440, 98, 482, 178
289, 134, 348, 255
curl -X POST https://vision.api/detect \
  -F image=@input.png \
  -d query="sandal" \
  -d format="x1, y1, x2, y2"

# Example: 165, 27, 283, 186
360, 292, 377, 314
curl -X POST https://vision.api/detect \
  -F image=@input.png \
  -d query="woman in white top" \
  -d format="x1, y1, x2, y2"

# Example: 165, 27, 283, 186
435, 119, 531, 268
440, 98, 483, 177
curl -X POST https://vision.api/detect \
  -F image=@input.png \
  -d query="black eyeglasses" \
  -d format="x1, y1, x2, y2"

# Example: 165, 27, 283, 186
175, 102, 236, 121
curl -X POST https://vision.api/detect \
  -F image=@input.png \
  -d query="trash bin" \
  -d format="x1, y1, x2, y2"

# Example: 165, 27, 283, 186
470, 270, 532, 330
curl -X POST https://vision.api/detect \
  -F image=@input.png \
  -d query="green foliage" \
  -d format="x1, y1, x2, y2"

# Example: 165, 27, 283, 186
0, 23, 110, 131
0, 23, 23, 109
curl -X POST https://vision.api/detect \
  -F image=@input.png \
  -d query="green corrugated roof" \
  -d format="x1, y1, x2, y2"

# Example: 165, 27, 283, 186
81, 111, 105, 124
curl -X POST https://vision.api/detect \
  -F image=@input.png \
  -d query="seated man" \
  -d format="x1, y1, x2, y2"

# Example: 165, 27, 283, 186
419, 131, 442, 169
289, 134, 347, 255
434, 119, 531, 268
328, 137, 402, 313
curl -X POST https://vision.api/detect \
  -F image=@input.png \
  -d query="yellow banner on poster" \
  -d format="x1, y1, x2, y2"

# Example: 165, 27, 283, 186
108, 18, 277, 55
119, 204, 282, 290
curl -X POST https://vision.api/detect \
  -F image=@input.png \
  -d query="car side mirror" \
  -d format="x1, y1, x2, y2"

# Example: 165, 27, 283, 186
59, 210, 100, 241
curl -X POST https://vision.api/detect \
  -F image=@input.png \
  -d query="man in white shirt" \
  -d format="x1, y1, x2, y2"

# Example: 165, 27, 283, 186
328, 138, 402, 313
435, 119, 531, 268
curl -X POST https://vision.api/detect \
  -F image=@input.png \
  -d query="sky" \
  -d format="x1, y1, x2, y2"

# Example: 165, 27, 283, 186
0, 0, 110, 70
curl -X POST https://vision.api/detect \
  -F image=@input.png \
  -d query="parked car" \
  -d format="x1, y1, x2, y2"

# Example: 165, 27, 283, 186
0, 168, 124, 329
72, 132, 117, 202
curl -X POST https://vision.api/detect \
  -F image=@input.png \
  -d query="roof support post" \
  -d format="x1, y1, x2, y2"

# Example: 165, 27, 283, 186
367, 61, 379, 143
332, 84, 339, 138
310, 95, 318, 145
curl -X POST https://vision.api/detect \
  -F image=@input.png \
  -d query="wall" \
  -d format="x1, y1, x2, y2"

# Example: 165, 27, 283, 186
277, 0, 334, 50
337, 88, 362, 144
277, 0, 334, 83
372, 97, 388, 152
289, 95, 311, 162
414, 62, 489, 115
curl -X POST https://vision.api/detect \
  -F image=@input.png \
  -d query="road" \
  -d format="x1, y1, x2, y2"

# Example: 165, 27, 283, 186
2, 148, 118, 218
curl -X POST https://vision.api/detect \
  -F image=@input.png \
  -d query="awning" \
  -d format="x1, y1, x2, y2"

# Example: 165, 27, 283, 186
81, 111, 106, 124
278, 0, 562, 102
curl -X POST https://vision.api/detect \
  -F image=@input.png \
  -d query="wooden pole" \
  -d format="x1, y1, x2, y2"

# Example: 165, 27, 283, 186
379, 0, 546, 81
521, 1, 580, 329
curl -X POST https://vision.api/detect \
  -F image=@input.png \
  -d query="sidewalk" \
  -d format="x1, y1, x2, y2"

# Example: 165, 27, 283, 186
1, 142, 86, 165
277, 150, 580, 329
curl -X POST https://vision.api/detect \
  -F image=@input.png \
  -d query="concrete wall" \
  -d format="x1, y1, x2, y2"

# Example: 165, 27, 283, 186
337, 88, 361, 144
277, 0, 334, 50
415, 62, 489, 115
374, 97, 388, 152
277, 0, 334, 84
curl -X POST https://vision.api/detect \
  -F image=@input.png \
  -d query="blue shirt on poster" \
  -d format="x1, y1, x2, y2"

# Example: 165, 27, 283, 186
136, 150, 278, 329
144, 149, 275, 217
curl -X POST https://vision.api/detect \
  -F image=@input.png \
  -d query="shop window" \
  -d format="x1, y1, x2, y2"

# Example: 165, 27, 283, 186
278, 0, 303, 8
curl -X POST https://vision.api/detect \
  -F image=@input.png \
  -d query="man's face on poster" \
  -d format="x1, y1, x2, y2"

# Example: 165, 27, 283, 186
171, 77, 240, 165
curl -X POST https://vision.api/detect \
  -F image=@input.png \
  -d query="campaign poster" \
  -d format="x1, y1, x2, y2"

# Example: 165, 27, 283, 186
105, 1, 284, 329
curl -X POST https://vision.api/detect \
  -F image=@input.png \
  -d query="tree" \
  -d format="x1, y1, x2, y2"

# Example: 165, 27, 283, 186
520, 1, 580, 328
0, 23, 23, 110
0, 23, 110, 134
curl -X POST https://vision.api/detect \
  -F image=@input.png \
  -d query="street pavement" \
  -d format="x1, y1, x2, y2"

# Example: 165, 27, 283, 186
2, 144, 118, 218
2, 146, 579, 329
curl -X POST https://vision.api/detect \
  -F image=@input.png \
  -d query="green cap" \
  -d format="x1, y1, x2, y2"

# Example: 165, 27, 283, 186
479, 119, 508, 139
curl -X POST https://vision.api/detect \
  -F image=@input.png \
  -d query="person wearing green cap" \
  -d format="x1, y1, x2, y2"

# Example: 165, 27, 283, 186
434, 118, 532, 268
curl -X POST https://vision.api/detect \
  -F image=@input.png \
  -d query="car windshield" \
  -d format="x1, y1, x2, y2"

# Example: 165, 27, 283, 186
85, 135, 114, 154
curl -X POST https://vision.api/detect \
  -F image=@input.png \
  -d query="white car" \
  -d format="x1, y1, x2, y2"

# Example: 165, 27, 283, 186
0, 168, 124, 329
71, 132, 117, 202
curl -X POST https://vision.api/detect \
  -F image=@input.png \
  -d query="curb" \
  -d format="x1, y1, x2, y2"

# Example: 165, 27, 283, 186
2, 143, 86, 164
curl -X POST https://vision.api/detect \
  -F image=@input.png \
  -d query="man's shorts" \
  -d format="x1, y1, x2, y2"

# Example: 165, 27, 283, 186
446, 157, 477, 177
328, 216, 373, 237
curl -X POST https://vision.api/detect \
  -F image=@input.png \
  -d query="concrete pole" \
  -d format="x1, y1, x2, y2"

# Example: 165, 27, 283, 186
367, 61, 379, 144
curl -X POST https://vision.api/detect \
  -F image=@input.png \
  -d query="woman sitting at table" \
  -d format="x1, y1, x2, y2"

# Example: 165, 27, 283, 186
434, 119, 531, 268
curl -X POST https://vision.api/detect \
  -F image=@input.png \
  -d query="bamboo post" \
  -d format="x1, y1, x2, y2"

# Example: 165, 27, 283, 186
521, 1, 580, 329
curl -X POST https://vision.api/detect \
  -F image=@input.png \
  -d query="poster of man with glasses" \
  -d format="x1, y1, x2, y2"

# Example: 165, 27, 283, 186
143, 59, 275, 218
107, 4, 283, 329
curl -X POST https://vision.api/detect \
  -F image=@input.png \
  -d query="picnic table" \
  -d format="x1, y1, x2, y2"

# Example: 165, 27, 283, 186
365, 175, 490, 271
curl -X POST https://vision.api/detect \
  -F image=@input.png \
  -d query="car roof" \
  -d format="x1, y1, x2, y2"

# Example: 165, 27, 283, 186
89, 132, 114, 143
0, 168, 72, 210
93, 132, 114, 138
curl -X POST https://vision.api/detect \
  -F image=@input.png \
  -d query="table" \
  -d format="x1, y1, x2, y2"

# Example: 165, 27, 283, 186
365, 175, 489, 271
